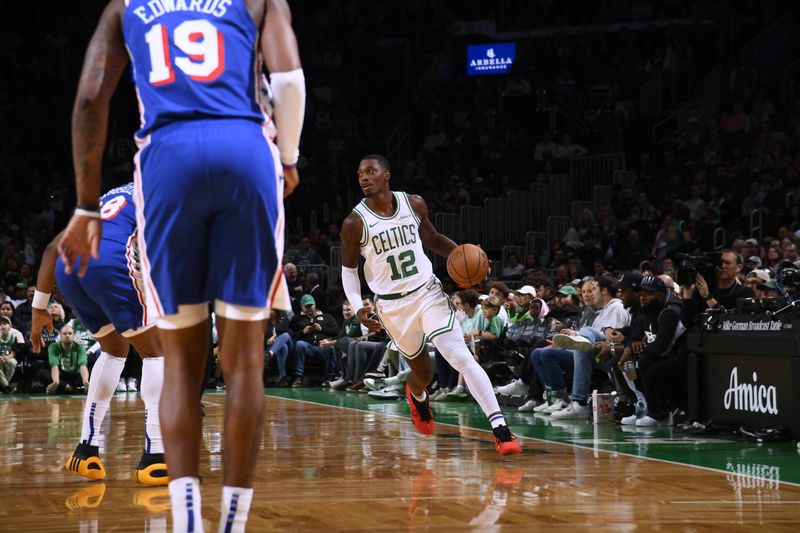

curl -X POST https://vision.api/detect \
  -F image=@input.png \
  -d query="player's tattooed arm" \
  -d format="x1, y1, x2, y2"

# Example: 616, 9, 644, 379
72, 0, 129, 208
408, 195, 457, 258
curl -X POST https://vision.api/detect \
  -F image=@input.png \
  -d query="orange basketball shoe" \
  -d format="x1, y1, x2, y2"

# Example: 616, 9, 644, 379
492, 425, 522, 455
406, 385, 435, 435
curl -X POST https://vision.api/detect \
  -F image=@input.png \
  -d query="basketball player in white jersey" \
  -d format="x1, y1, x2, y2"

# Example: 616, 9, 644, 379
340, 155, 521, 455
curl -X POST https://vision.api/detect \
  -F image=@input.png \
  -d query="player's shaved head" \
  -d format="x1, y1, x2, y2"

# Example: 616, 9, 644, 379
360, 154, 390, 172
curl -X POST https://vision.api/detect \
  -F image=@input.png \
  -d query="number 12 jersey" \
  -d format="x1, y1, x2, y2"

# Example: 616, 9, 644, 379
352, 192, 433, 296
122, 0, 264, 140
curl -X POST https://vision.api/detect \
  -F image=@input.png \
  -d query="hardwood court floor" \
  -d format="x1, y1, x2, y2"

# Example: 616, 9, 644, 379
1, 390, 799, 532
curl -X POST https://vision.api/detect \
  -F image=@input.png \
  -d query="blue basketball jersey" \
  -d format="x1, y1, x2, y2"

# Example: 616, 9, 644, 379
99, 183, 137, 244
122, 0, 263, 139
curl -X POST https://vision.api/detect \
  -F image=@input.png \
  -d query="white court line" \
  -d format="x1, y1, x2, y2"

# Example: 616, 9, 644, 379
671, 500, 800, 505
266, 392, 800, 490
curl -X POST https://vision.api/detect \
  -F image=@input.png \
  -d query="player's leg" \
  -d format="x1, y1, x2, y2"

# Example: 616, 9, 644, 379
65, 329, 129, 479
158, 310, 210, 533
129, 326, 167, 486
215, 312, 266, 482
200, 120, 283, 533
55, 257, 130, 479
430, 329, 521, 454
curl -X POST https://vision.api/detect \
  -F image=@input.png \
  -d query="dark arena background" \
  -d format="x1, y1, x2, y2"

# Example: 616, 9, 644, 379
1, 1, 799, 531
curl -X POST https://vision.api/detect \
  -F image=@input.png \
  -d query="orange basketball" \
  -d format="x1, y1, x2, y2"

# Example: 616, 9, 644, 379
447, 244, 489, 288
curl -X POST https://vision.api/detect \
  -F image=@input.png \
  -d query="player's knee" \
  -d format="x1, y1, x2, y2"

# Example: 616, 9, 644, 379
157, 303, 209, 330
431, 330, 475, 373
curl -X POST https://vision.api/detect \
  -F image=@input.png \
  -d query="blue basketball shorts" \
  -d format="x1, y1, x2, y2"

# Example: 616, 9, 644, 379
55, 234, 147, 335
133, 118, 286, 317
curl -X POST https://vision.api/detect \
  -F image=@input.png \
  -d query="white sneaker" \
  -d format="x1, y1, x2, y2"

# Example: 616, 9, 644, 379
329, 377, 346, 389
430, 389, 447, 401
495, 379, 528, 397
635, 414, 672, 427
367, 384, 404, 400
552, 333, 593, 352
620, 413, 639, 425
126, 378, 138, 392
542, 398, 568, 414
550, 401, 591, 420
517, 399, 538, 412
363, 378, 385, 391
533, 400, 553, 413
116, 379, 127, 393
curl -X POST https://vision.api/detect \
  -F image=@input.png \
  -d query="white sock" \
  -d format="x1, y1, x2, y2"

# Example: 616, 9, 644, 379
141, 357, 165, 454
169, 477, 204, 533
80, 352, 126, 446
411, 389, 427, 402
488, 413, 507, 429
218, 486, 254, 533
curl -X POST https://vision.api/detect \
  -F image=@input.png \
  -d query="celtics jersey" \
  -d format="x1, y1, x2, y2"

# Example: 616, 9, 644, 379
352, 191, 433, 296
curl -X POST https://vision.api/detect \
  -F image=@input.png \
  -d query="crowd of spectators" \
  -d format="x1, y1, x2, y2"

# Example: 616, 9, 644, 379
2, 0, 799, 436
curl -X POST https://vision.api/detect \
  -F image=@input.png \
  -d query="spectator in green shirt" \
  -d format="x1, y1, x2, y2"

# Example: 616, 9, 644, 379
40, 324, 89, 394
472, 296, 505, 342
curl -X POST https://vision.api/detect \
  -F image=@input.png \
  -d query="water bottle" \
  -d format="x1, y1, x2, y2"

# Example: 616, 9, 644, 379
622, 360, 638, 380
544, 386, 555, 406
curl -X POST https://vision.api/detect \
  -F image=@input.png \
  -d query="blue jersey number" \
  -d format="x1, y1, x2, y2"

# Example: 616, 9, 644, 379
144, 19, 225, 86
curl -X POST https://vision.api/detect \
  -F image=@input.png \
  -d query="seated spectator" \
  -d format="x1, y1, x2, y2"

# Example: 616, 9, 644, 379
341, 297, 389, 392
744, 269, 771, 298
0, 301, 23, 332
547, 285, 582, 326
302, 272, 330, 314
13, 285, 34, 333
509, 286, 536, 324
556, 133, 588, 159
0, 316, 22, 393
546, 275, 631, 419
290, 294, 338, 387
265, 311, 293, 386
500, 253, 524, 280
330, 301, 362, 390
287, 237, 323, 267
617, 276, 686, 426
486, 282, 511, 325
40, 324, 89, 394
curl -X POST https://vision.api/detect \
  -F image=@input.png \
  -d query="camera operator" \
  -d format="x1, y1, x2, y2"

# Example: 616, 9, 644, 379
681, 249, 754, 325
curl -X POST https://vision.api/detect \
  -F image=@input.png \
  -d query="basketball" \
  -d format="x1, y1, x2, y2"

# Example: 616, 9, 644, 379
447, 244, 489, 288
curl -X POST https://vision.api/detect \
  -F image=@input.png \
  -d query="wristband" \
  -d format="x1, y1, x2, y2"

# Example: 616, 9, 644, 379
74, 207, 102, 219
32, 290, 51, 310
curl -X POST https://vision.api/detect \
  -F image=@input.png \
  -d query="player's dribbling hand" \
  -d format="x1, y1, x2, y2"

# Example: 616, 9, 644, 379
356, 308, 382, 332
30, 308, 53, 353
283, 166, 299, 198
58, 214, 102, 277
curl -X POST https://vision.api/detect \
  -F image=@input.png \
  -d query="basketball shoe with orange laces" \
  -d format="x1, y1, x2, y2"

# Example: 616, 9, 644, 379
406, 385, 435, 434
492, 425, 522, 455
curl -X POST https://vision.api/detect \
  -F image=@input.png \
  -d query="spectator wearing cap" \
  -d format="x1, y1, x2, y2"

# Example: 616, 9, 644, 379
617, 275, 686, 426
547, 285, 582, 325
741, 238, 759, 262
548, 275, 631, 419
290, 294, 339, 388
757, 278, 780, 298
745, 255, 763, 271
509, 286, 536, 324
745, 269, 771, 298
592, 273, 648, 421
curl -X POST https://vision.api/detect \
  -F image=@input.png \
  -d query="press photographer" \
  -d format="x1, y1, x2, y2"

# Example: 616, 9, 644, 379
679, 249, 754, 326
